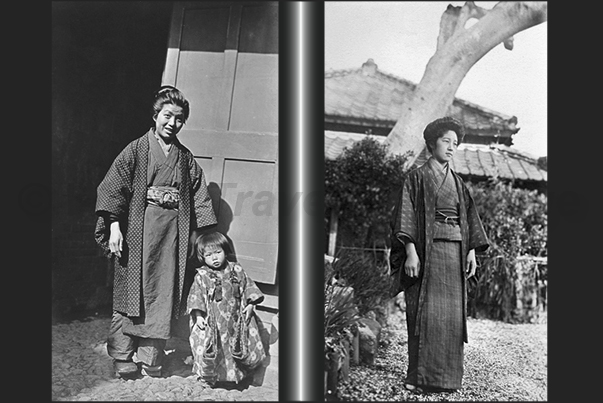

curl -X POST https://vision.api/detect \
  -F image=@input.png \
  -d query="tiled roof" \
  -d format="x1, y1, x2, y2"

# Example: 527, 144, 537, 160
325, 59, 519, 139
325, 130, 547, 182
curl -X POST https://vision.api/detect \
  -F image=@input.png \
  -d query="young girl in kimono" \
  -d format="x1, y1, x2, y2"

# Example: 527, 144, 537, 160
187, 231, 265, 386
391, 117, 489, 394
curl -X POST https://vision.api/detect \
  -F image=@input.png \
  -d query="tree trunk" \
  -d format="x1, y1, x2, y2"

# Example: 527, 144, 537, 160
384, 1, 547, 168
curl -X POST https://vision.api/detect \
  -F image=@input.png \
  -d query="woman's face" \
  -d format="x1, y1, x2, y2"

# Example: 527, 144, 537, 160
202, 247, 226, 269
154, 103, 185, 141
432, 130, 458, 164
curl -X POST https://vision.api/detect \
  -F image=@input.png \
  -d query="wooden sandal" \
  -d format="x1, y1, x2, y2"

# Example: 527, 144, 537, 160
403, 383, 424, 394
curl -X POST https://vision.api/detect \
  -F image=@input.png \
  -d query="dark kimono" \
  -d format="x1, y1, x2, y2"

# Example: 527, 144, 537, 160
392, 157, 489, 390
95, 129, 217, 339
187, 261, 264, 383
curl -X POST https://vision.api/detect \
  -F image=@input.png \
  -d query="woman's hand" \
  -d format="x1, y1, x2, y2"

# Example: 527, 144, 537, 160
243, 304, 255, 322
404, 242, 421, 278
466, 249, 477, 278
109, 221, 123, 258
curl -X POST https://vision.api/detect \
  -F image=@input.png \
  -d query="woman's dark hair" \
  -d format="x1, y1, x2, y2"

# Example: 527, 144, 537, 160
195, 232, 232, 261
152, 85, 190, 123
423, 116, 465, 153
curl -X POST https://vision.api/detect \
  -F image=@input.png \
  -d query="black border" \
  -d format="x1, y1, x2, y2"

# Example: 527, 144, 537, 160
545, 3, 597, 399
12, 1, 52, 398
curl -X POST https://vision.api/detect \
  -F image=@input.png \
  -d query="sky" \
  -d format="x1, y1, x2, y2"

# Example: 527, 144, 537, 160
325, 1, 547, 157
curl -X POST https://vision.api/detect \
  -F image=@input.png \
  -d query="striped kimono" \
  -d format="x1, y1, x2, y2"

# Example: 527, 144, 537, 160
392, 157, 489, 390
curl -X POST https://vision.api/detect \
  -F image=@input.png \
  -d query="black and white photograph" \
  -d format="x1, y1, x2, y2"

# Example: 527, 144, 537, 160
323, 2, 547, 401
52, 1, 279, 400
50, 1, 551, 401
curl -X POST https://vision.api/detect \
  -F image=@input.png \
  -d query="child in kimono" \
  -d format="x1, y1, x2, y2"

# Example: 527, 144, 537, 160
187, 231, 265, 385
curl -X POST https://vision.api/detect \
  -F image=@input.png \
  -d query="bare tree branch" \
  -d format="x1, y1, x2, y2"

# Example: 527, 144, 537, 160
385, 1, 547, 168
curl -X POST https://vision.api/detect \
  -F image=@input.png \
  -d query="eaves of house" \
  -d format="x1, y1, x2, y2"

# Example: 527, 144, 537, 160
325, 130, 547, 183
325, 59, 519, 146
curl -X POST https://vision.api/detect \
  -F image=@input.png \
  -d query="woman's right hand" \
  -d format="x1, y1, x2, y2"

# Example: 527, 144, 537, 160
109, 221, 123, 258
404, 250, 421, 278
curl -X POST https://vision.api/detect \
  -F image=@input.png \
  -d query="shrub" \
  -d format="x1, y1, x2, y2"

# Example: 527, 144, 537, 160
329, 251, 392, 320
325, 137, 411, 249
466, 179, 547, 323
324, 258, 360, 339
324, 258, 360, 374
467, 179, 547, 259
324, 250, 393, 394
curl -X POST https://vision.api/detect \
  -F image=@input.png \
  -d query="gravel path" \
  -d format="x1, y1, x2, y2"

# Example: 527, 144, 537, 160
336, 305, 547, 401
52, 316, 278, 401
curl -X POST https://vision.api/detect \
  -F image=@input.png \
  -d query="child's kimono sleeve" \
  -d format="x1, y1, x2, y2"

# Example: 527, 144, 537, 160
187, 269, 209, 314
233, 263, 265, 306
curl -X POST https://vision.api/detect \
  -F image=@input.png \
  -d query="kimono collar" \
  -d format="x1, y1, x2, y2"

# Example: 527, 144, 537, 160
425, 156, 453, 197
150, 128, 182, 156
426, 156, 449, 174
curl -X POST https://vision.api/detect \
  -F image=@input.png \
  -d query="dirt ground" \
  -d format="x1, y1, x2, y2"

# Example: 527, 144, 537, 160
336, 304, 547, 401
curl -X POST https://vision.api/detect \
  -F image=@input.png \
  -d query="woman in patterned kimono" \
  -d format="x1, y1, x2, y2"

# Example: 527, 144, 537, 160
392, 117, 489, 393
94, 86, 217, 378
187, 231, 265, 386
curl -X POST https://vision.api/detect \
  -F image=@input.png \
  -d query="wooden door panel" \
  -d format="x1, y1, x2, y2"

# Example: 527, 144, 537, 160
221, 159, 277, 244
193, 156, 212, 176
232, 241, 277, 284
221, 159, 277, 283
180, 129, 277, 162
176, 51, 233, 130
238, 4, 279, 54
179, 6, 230, 52
230, 53, 279, 133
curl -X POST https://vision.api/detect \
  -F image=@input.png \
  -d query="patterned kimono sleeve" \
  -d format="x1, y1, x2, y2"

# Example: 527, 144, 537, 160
96, 145, 136, 218
94, 144, 136, 254
188, 158, 218, 229
238, 265, 264, 306
463, 185, 489, 253
187, 270, 208, 315
393, 175, 419, 245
